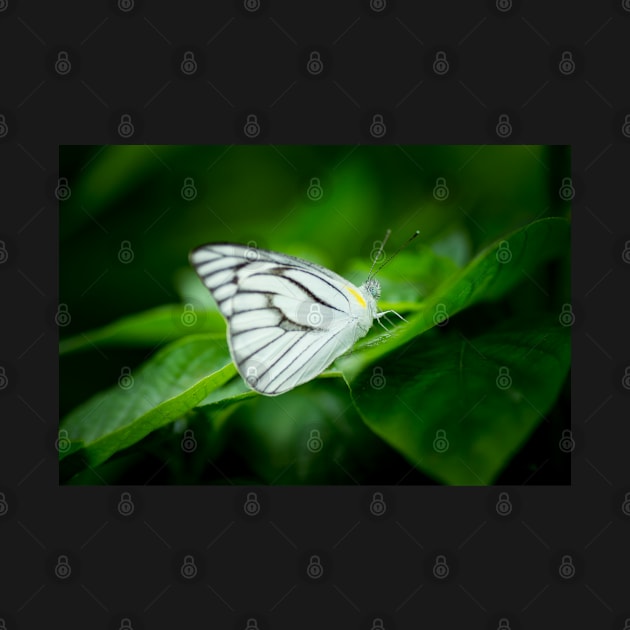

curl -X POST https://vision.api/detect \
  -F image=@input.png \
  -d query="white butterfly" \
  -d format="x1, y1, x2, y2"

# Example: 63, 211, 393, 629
190, 233, 417, 396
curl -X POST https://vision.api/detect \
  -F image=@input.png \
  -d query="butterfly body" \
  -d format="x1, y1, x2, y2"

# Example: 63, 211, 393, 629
190, 243, 382, 396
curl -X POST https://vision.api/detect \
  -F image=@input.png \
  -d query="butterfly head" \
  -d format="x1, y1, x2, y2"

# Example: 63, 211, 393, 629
364, 278, 381, 301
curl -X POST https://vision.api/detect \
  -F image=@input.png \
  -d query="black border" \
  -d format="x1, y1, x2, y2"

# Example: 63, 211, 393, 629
1, 1, 628, 627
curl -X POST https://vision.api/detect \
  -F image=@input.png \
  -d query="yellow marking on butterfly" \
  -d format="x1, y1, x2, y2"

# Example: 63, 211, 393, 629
346, 286, 366, 308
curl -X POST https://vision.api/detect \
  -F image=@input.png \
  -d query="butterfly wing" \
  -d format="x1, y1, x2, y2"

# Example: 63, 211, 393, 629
190, 243, 373, 395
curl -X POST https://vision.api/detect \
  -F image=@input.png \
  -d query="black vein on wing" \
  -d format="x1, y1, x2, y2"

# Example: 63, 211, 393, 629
197, 261, 248, 284
267, 325, 348, 394
239, 328, 311, 367
249, 266, 348, 313
231, 306, 319, 335
217, 289, 277, 309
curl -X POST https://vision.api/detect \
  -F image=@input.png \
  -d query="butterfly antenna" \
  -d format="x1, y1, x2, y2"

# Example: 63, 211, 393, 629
372, 229, 420, 278
367, 229, 392, 279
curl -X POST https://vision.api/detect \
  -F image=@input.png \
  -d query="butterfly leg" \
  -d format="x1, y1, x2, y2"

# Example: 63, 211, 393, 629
375, 309, 407, 332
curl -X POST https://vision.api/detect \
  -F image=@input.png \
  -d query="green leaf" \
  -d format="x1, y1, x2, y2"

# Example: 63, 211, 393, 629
195, 378, 400, 485
350, 320, 570, 485
339, 216, 570, 379
59, 304, 225, 355
59, 335, 236, 474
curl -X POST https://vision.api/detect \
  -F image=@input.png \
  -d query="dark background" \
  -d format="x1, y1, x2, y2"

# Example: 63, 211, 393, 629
1, 1, 629, 628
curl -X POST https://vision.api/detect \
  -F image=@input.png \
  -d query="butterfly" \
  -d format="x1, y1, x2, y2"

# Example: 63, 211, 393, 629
190, 231, 418, 396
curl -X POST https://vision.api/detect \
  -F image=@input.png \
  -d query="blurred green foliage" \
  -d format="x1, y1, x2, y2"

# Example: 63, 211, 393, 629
59, 145, 571, 485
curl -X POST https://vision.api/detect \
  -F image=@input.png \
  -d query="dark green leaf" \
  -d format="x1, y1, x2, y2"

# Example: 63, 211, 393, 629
351, 320, 570, 485
59, 335, 236, 471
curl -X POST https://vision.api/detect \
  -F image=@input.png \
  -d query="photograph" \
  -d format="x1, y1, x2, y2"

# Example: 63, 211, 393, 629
58, 144, 571, 485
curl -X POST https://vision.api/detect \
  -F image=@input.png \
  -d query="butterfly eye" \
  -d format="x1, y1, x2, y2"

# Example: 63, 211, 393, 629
365, 279, 381, 301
